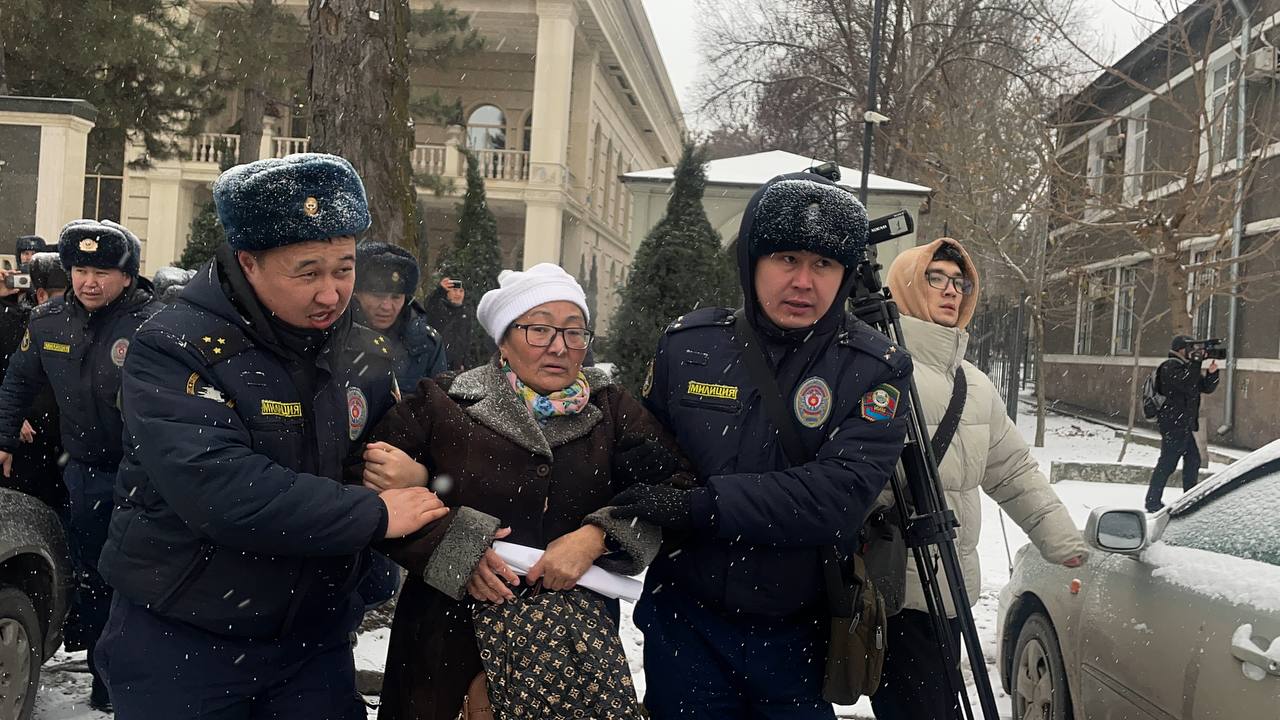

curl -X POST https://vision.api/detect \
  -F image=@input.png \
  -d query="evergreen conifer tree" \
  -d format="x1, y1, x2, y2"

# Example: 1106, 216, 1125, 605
180, 146, 236, 269
607, 142, 735, 394
440, 150, 503, 365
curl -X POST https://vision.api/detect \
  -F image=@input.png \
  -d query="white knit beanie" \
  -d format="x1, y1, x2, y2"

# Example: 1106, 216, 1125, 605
477, 263, 590, 343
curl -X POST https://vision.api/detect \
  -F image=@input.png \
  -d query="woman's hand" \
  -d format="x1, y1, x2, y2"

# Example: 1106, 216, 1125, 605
525, 525, 607, 591
467, 528, 520, 604
363, 441, 429, 491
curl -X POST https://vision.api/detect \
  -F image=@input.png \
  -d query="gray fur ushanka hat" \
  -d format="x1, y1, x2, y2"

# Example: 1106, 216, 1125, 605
745, 173, 868, 269
213, 153, 371, 251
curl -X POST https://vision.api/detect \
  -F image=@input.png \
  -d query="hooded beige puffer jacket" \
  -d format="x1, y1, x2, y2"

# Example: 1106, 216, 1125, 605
893, 315, 1087, 616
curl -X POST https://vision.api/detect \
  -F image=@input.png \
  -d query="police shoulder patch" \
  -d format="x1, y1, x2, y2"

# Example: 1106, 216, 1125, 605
348, 386, 369, 440
641, 359, 655, 399
110, 338, 130, 367
19, 329, 29, 353
794, 376, 833, 428
860, 383, 901, 423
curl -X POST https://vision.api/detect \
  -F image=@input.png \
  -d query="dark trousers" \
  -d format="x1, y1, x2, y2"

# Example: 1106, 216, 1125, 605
1145, 429, 1201, 511
96, 596, 365, 720
870, 609, 963, 720
63, 461, 116, 701
635, 587, 835, 720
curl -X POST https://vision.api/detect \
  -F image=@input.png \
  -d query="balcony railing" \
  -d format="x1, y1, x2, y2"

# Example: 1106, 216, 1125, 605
190, 133, 239, 165
187, 135, 531, 185
412, 144, 447, 176
273, 136, 310, 157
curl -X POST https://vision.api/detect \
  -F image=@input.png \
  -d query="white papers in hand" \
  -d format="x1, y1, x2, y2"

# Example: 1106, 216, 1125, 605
492, 541, 644, 603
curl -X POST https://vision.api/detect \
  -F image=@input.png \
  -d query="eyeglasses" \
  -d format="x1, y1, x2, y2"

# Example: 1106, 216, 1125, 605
510, 323, 594, 350
925, 271, 974, 295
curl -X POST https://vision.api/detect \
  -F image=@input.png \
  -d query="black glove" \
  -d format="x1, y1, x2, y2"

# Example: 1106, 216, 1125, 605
609, 483, 709, 532
611, 435, 679, 487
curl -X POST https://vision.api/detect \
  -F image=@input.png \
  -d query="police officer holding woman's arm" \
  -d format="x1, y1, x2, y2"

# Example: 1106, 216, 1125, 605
94, 154, 446, 719
618, 172, 914, 719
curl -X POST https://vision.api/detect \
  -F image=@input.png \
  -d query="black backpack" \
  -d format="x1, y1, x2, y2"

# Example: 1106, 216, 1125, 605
1142, 365, 1166, 419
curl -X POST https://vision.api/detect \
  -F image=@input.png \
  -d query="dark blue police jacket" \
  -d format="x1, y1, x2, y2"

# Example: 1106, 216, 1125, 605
642, 308, 912, 617
98, 250, 397, 640
0, 281, 162, 467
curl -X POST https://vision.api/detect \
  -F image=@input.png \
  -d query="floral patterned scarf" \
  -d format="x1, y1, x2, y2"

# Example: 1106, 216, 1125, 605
503, 363, 591, 424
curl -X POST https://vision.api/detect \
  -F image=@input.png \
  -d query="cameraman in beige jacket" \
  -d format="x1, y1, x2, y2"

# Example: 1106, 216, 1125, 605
870, 237, 1088, 719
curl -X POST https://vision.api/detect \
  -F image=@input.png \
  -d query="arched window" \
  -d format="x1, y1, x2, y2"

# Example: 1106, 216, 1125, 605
522, 113, 534, 152
467, 105, 506, 150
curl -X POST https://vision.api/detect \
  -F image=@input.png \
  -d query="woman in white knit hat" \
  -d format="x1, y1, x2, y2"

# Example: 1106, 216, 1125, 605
357, 263, 694, 720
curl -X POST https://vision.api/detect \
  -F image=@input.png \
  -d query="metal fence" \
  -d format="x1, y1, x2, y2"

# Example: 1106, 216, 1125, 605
965, 297, 1033, 419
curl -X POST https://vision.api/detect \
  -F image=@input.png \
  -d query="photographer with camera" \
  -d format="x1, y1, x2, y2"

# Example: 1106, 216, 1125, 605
1145, 335, 1220, 512
424, 275, 474, 371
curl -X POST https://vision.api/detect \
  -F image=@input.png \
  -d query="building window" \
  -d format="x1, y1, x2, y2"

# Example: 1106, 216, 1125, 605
1207, 58, 1240, 166
289, 92, 309, 138
83, 128, 125, 222
466, 105, 507, 150
1124, 104, 1148, 200
1114, 266, 1137, 354
1076, 274, 1108, 354
521, 113, 533, 152
1191, 249, 1219, 337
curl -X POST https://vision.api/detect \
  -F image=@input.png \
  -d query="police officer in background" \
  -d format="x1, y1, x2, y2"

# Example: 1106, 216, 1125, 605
16, 234, 48, 266
0, 220, 161, 710
613, 172, 913, 718
0, 252, 69, 511
352, 241, 447, 389
95, 154, 447, 720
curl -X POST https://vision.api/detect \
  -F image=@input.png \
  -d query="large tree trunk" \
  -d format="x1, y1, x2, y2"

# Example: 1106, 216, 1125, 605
1158, 229, 1194, 336
236, 0, 276, 164
308, 0, 417, 248
1032, 310, 1047, 447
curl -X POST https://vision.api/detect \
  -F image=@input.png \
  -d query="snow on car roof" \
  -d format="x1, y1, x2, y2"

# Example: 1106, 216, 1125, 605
621, 150, 933, 195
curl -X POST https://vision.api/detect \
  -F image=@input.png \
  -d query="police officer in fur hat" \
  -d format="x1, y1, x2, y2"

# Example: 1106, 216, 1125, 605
15, 234, 48, 266
0, 252, 69, 513
353, 241, 447, 390
0, 219, 162, 710
95, 153, 446, 720
617, 171, 914, 719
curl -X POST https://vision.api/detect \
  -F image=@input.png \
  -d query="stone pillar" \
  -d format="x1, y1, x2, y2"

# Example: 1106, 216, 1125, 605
260, 115, 280, 160
522, 0, 577, 268
444, 124, 465, 177
144, 168, 183, 275
0, 97, 97, 244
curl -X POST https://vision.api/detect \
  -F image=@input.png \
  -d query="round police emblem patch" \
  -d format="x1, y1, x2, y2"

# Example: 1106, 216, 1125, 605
348, 386, 368, 440
793, 376, 833, 428
110, 338, 130, 367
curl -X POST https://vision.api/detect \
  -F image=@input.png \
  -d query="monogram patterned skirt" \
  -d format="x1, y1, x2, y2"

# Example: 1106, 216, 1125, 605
469, 588, 643, 719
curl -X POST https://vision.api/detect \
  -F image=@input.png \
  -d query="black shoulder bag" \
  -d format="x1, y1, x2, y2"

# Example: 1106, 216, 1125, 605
731, 313, 886, 704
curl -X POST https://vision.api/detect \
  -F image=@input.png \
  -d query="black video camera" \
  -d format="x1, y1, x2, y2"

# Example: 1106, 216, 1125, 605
1185, 338, 1227, 362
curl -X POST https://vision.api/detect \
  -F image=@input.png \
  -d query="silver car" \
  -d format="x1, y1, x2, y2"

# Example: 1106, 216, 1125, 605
997, 439, 1280, 720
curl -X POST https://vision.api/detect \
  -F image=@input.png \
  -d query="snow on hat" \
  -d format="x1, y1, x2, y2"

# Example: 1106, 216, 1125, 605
356, 241, 420, 296
746, 176, 868, 269
213, 152, 371, 251
28, 252, 67, 290
58, 219, 142, 277
477, 263, 589, 344
153, 266, 197, 303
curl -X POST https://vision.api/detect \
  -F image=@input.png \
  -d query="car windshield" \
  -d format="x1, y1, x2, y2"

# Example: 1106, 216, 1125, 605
1163, 468, 1280, 566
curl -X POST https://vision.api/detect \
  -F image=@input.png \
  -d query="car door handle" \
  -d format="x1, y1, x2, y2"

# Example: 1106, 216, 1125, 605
1230, 624, 1280, 677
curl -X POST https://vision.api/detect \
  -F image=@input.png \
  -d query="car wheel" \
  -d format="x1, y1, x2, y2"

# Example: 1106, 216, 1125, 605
0, 587, 42, 720
1012, 611, 1072, 720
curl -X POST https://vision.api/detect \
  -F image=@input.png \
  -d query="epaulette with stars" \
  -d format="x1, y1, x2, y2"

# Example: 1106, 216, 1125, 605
189, 329, 252, 366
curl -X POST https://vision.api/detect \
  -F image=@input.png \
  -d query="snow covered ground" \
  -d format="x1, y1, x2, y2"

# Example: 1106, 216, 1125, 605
32, 403, 1222, 719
